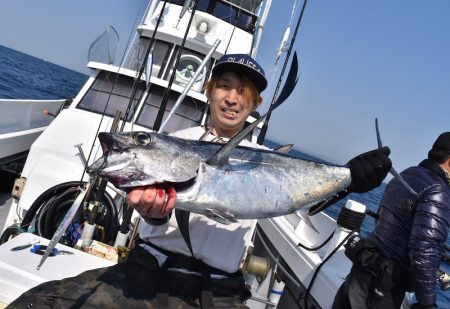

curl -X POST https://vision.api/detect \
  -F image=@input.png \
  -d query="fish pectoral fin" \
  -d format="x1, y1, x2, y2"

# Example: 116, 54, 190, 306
205, 209, 237, 225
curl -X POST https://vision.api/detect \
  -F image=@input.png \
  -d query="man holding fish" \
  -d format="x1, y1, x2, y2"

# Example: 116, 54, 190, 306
9, 54, 391, 308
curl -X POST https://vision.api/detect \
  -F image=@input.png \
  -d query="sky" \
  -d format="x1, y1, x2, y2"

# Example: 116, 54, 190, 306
0, 0, 449, 177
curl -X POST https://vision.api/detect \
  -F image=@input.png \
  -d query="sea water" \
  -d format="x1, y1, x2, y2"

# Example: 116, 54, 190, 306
0, 44, 448, 308
0, 45, 87, 99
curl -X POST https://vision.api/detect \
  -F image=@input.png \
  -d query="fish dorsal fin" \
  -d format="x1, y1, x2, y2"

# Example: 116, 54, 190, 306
206, 115, 266, 167
207, 52, 299, 167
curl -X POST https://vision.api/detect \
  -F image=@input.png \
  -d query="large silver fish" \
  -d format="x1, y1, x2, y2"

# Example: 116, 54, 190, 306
88, 130, 352, 223
88, 52, 352, 223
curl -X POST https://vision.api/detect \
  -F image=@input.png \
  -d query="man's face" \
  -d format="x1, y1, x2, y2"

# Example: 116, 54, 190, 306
207, 71, 256, 138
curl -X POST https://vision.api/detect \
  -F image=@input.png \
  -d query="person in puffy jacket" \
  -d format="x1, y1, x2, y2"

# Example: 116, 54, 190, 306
332, 132, 450, 309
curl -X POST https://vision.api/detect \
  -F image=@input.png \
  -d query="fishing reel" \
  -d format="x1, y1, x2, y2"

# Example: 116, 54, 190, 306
242, 253, 270, 282
21, 181, 118, 247
437, 269, 450, 291
82, 200, 105, 225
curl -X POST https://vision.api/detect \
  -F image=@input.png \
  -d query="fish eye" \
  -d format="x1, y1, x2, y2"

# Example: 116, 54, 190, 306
133, 132, 152, 146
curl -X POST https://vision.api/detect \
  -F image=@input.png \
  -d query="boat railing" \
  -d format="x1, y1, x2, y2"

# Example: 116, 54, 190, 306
0, 99, 69, 134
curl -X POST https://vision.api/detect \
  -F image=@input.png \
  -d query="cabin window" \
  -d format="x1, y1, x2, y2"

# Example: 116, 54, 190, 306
123, 38, 174, 80
76, 71, 145, 121
121, 37, 148, 72
152, 40, 174, 78
173, 50, 209, 92
169, 0, 258, 33
212, 1, 257, 32
163, 47, 212, 93
136, 84, 207, 133
169, 0, 210, 11
222, 0, 261, 13
197, 0, 211, 11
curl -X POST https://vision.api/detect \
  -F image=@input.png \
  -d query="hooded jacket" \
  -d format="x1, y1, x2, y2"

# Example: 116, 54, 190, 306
367, 159, 450, 306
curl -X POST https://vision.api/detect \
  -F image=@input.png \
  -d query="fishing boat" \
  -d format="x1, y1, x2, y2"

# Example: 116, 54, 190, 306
0, 99, 69, 176
0, 1, 446, 308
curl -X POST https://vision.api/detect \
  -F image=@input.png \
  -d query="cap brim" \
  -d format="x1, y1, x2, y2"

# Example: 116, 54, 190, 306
212, 62, 267, 92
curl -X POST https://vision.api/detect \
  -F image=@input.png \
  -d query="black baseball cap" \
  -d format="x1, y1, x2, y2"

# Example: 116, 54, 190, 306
212, 54, 267, 92
432, 132, 450, 152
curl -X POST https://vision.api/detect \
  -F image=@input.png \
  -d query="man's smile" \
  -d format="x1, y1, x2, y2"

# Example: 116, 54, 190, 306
221, 108, 239, 116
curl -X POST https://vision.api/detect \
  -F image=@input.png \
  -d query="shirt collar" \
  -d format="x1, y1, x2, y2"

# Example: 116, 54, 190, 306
419, 159, 450, 186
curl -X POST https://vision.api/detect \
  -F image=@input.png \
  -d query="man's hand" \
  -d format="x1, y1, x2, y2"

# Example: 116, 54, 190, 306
127, 186, 176, 219
347, 146, 392, 193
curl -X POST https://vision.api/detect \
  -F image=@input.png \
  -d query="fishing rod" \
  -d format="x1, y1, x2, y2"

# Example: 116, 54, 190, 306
257, 0, 308, 145
37, 112, 123, 270
36, 2, 170, 270
79, 0, 192, 253
77, 1, 163, 237
79, 1, 165, 182
375, 118, 417, 196
120, 0, 170, 131
152, 0, 199, 132
81, 21, 138, 179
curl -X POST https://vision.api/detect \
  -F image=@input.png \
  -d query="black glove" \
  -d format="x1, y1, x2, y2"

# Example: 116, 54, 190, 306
347, 146, 392, 193
410, 303, 435, 309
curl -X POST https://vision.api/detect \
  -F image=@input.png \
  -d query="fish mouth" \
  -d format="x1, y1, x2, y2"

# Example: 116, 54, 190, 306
101, 161, 130, 173
87, 149, 125, 175
97, 132, 114, 154
117, 178, 196, 191
173, 178, 196, 192
86, 132, 125, 175
86, 156, 107, 175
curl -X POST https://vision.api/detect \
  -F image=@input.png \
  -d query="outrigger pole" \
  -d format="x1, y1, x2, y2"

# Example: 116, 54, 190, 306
251, 0, 273, 57
152, 0, 199, 132
257, 0, 308, 145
